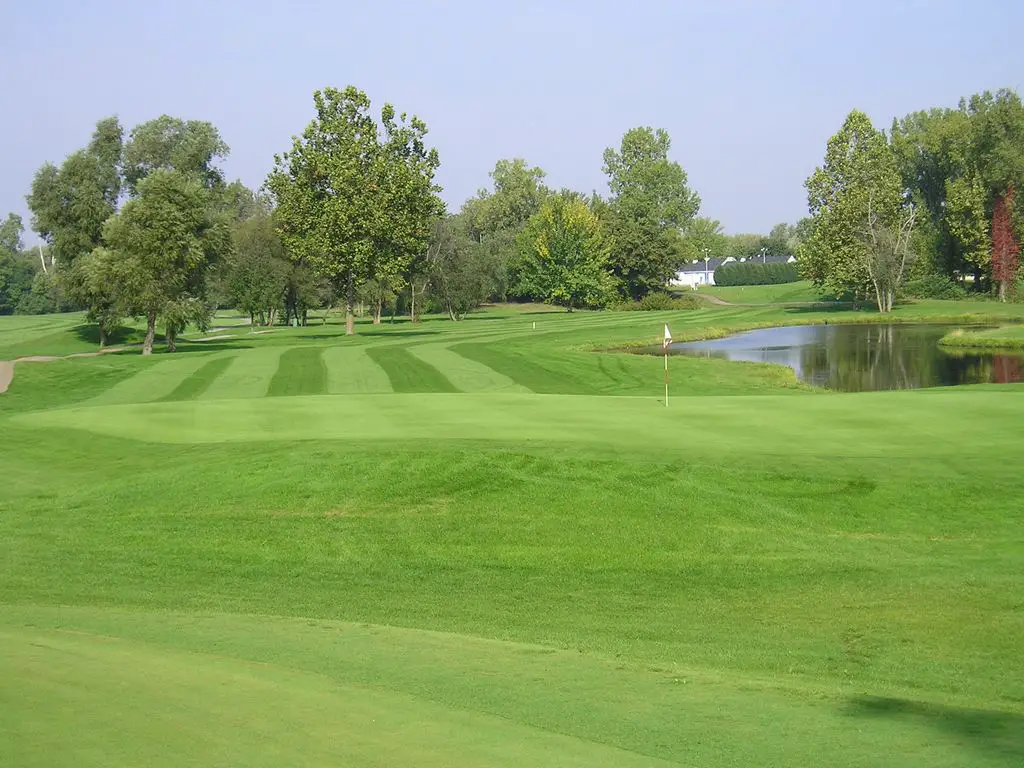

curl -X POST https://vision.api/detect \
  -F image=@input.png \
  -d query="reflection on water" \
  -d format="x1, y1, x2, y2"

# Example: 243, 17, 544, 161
670, 324, 1023, 392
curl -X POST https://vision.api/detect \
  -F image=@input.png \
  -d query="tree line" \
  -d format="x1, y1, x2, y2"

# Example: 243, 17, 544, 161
801, 88, 1023, 311
7, 87, 753, 343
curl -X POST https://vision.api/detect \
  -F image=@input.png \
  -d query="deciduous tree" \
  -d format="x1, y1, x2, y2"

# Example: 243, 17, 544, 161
229, 213, 290, 325
27, 117, 123, 270
991, 186, 1020, 301
517, 193, 615, 311
102, 170, 230, 354
800, 110, 904, 305
602, 127, 700, 299
122, 116, 228, 194
267, 86, 442, 335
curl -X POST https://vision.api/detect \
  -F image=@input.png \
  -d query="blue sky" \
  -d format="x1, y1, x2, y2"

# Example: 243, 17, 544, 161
2, 0, 1021, 241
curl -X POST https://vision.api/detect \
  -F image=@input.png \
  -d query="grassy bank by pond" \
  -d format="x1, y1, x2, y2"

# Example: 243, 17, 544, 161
940, 324, 1024, 351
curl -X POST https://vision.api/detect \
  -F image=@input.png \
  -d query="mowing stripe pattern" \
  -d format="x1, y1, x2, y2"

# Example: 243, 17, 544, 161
408, 344, 529, 393
365, 346, 458, 393
159, 357, 235, 402
322, 346, 393, 394
85, 355, 218, 406
452, 342, 595, 395
268, 347, 328, 397
200, 348, 286, 401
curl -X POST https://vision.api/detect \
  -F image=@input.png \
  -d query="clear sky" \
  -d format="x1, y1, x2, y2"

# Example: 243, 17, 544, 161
2, 0, 1022, 241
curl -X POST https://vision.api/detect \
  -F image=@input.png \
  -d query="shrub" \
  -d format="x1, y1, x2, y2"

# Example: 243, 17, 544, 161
714, 261, 799, 286
903, 275, 967, 300
614, 292, 702, 311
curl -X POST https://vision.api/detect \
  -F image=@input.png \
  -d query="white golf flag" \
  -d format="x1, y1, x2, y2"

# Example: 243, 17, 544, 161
663, 324, 672, 350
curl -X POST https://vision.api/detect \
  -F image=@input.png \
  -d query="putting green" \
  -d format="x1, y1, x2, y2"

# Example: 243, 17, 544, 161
15, 389, 1024, 459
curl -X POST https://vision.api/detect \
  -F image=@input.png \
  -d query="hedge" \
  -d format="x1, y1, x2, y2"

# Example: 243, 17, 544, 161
713, 262, 799, 286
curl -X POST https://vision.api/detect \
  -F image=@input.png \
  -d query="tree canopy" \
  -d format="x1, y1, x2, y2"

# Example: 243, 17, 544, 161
267, 86, 443, 334
517, 192, 615, 310
102, 170, 231, 354
602, 127, 700, 299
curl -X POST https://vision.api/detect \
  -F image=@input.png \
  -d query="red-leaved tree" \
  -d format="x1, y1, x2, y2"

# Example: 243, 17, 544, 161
991, 185, 1020, 301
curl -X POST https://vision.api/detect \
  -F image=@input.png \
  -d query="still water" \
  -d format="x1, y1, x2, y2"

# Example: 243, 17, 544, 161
670, 324, 1023, 391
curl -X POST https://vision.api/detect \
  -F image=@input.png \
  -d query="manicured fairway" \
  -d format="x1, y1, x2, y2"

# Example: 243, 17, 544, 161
2, 299, 1023, 766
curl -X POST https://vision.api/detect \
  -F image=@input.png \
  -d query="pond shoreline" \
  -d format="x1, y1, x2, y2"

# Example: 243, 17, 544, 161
611, 321, 1024, 392
939, 328, 1024, 352
604, 313, 1019, 354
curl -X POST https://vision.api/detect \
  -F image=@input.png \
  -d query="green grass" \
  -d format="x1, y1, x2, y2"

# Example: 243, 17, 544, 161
158, 355, 236, 401
365, 345, 459, 392
2, 299, 1024, 766
268, 347, 328, 396
695, 280, 825, 304
940, 324, 1024, 350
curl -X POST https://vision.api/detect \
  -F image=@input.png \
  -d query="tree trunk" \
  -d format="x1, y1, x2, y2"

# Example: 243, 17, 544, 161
447, 302, 458, 322
166, 325, 177, 353
373, 295, 382, 324
142, 312, 156, 356
409, 282, 417, 324
999, 279, 1008, 303
99, 326, 107, 349
345, 273, 356, 335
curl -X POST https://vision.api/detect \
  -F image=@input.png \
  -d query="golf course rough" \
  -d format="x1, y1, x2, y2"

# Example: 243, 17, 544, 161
2, 297, 1023, 767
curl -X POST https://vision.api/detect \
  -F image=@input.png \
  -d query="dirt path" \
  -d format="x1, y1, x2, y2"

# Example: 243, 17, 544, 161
699, 294, 734, 306
0, 348, 124, 395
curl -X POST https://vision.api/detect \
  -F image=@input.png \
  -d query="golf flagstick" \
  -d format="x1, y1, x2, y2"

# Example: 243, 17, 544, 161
663, 324, 672, 407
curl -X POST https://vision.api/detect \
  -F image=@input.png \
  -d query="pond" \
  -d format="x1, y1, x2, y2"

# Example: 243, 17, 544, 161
669, 324, 1023, 392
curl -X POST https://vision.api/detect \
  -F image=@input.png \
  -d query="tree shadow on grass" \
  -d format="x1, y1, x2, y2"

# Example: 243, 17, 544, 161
297, 330, 443, 341
782, 302, 865, 315
72, 323, 147, 347
844, 696, 1024, 763
170, 341, 255, 353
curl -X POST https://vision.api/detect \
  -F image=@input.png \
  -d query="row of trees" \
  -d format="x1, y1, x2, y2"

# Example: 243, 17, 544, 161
679, 218, 806, 264
10, 82, 814, 339
801, 88, 1023, 311
446, 127, 703, 310
13, 89, 447, 349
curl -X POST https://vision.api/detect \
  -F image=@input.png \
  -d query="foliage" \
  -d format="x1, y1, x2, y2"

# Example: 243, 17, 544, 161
800, 110, 905, 310
891, 88, 1024, 289
462, 159, 550, 300
602, 127, 700, 299
723, 233, 765, 260
102, 170, 231, 354
903, 274, 967, 300
516, 193, 616, 310
858, 199, 918, 312
614, 291, 702, 311
27, 117, 123, 271
425, 216, 491, 320
714, 261, 800, 286
0, 215, 33, 314
12, 271, 60, 315
122, 115, 229, 194
679, 216, 727, 262
267, 86, 443, 334
228, 213, 290, 324
64, 250, 122, 342
991, 185, 1020, 301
